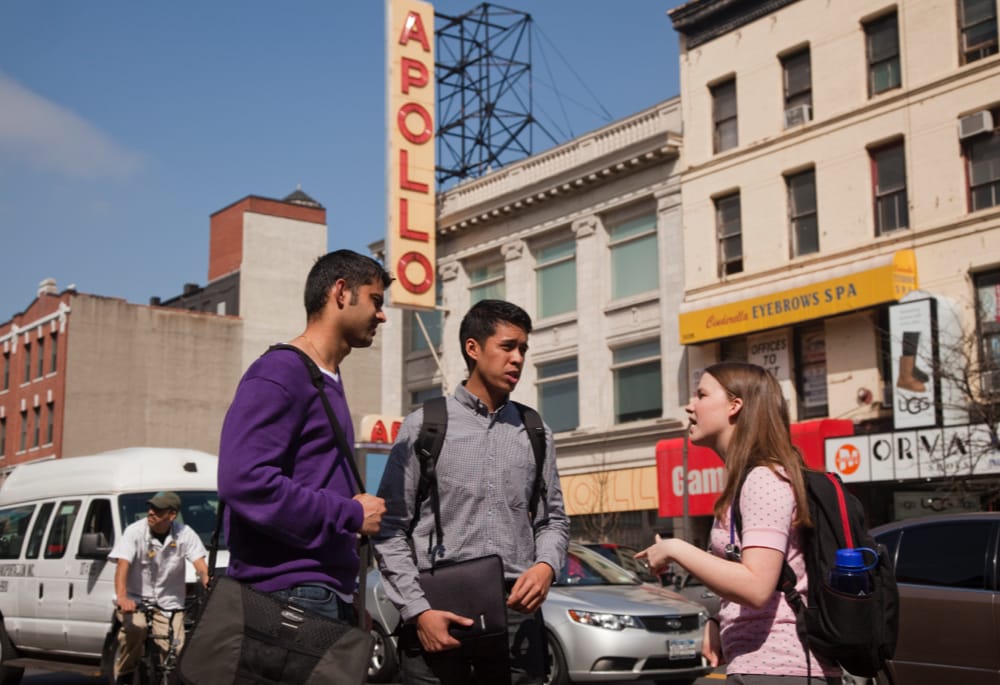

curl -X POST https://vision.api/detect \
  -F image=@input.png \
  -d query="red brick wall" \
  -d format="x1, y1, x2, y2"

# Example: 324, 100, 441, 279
208, 196, 326, 281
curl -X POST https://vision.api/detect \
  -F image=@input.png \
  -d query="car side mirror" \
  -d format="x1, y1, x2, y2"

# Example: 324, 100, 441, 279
79, 532, 112, 559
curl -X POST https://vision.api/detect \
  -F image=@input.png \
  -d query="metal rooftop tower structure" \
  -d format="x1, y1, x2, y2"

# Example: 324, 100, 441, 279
435, 3, 557, 186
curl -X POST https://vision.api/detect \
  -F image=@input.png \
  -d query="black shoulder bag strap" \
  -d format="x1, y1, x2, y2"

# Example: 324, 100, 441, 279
410, 396, 447, 558
209, 343, 369, 630
514, 402, 548, 521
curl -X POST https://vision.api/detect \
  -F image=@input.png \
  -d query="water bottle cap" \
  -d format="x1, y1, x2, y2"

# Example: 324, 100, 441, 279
835, 548, 866, 569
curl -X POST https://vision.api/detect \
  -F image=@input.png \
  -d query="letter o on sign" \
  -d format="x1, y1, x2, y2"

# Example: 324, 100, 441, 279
397, 251, 433, 294
398, 102, 433, 144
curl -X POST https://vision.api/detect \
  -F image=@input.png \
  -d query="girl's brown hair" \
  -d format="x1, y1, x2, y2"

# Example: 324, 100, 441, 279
707, 362, 812, 527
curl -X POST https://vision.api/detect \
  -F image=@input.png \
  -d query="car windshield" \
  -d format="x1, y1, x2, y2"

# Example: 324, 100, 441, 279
118, 490, 225, 550
557, 545, 641, 586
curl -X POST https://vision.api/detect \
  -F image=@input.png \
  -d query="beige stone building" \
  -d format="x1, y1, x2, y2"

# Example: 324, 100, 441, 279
379, 99, 688, 545
670, 0, 1000, 522
1, 189, 383, 474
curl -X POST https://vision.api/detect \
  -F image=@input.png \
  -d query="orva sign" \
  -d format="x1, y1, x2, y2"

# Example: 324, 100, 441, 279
826, 424, 1000, 483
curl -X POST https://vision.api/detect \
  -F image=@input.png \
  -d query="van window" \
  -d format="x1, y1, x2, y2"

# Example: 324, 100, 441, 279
26, 501, 55, 558
894, 521, 992, 589
0, 504, 35, 559
118, 491, 224, 549
78, 498, 114, 553
44, 500, 81, 559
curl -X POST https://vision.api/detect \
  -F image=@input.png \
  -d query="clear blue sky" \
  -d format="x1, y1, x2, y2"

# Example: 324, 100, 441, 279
0, 1, 683, 322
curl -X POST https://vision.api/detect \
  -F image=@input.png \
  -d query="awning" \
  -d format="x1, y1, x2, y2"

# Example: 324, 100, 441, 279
678, 249, 917, 344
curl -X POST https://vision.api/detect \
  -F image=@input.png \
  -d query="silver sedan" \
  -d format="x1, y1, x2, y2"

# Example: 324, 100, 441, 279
366, 542, 712, 685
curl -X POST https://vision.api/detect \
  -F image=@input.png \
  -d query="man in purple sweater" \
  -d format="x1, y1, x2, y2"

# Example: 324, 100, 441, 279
218, 249, 390, 634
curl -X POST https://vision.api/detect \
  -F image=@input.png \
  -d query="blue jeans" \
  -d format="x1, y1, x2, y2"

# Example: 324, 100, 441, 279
269, 582, 357, 624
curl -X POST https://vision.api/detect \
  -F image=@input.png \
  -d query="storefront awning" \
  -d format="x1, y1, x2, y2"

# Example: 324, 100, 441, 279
678, 249, 917, 344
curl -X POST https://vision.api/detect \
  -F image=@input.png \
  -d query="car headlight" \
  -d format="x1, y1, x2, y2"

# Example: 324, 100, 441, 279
567, 610, 642, 631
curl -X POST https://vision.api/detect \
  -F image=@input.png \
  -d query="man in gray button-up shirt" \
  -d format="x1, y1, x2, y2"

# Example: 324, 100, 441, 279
374, 299, 569, 685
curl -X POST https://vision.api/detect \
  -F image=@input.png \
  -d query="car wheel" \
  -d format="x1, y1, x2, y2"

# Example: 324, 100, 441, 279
544, 633, 569, 685
0, 623, 24, 685
367, 623, 398, 683
842, 675, 875, 685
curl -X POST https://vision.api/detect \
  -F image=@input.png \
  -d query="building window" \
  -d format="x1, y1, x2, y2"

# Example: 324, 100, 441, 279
537, 358, 579, 433
23, 344, 31, 384
50, 332, 58, 373
32, 406, 40, 448
0, 417, 6, 456
2, 351, 8, 391
18, 410, 27, 452
536, 239, 576, 319
959, 0, 998, 64
787, 169, 819, 256
964, 109, 1000, 211
720, 337, 748, 362
469, 262, 505, 303
45, 402, 54, 445
781, 48, 812, 127
36, 336, 45, 379
716, 193, 743, 277
975, 270, 1000, 394
409, 310, 442, 353
871, 141, 909, 233
711, 78, 738, 153
409, 386, 443, 411
609, 213, 658, 300
612, 340, 662, 423
796, 325, 828, 419
865, 13, 901, 96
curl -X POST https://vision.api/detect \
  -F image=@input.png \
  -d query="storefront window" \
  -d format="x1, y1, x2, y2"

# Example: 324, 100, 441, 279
975, 270, 1000, 394
797, 325, 828, 418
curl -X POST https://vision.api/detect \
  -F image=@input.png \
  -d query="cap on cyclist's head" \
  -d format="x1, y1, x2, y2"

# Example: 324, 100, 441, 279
147, 491, 181, 511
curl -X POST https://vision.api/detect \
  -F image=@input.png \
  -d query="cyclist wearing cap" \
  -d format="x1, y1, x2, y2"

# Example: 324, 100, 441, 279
108, 491, 209, 685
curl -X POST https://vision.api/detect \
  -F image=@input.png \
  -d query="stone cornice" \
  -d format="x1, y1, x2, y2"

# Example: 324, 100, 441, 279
670, 0, 803, 49
437, 98, 681, 235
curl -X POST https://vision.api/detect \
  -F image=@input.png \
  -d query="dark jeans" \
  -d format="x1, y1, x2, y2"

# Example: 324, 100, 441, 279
399, 606, 546, 685
269, 582, 357, 624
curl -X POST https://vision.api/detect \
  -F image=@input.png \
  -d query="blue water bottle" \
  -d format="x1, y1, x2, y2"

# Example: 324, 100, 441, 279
828, 548, 875, 596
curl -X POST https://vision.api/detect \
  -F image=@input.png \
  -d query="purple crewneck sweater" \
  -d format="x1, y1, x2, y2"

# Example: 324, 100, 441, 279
218, 347, 364, 594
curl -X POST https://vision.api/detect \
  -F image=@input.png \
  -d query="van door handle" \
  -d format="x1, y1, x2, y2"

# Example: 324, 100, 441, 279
38, 582, 44, 599
69, 583, 74, 600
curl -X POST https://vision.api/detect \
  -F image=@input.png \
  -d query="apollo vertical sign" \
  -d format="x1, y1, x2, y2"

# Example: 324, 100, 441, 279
388, 0, 436, 309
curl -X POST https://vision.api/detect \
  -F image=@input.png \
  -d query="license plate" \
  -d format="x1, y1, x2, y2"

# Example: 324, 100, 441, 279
667, 639, 698, 660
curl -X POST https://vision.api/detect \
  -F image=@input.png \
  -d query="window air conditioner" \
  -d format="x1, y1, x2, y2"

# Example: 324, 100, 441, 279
783, 104, 812, 129
982, 369, 1000, 395
958, 110, 994, 139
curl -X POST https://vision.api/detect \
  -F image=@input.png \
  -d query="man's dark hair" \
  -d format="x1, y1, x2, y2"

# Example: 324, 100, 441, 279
304, 249, 393, 319
459, 299, 532, 372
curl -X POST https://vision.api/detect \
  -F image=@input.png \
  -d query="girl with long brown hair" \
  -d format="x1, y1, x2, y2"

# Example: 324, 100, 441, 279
637, 362, 839, 684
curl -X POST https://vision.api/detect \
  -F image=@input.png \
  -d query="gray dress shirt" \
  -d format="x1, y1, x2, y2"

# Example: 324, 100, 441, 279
373, 383, 570, 622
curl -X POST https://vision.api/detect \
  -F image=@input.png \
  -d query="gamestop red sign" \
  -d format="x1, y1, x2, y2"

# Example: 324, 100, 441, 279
655, 440, 725, 517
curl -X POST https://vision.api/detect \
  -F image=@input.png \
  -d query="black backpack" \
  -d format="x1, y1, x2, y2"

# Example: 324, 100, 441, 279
408, 396, 548, 543
734, 469, 899, 678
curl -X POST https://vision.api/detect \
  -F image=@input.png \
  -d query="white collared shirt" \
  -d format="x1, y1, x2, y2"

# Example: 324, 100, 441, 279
109, 519, 207, 610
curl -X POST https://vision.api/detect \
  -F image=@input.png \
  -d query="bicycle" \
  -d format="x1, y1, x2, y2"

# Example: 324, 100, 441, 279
131, 600, 182, 685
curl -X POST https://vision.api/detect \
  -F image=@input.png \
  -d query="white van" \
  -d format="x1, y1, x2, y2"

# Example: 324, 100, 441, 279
0, 447, 225, 683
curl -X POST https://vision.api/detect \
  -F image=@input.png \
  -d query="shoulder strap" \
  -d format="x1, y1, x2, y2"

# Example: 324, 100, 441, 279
409, 397, 447, 552
267, 343, 366, 495
514, 402, 548, 520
